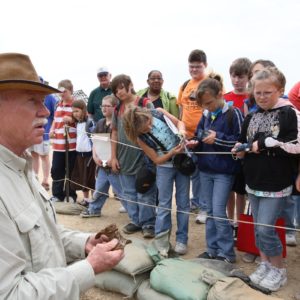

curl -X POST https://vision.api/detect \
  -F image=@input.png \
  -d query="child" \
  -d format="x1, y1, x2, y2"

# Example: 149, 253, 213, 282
189, 73, 243, 263
49, 79, 77, 202
81, 95, 124, 217
70, 99, 96, 204
224, 57, 252, 114
223, 57, 251, 238
177, 49, 208, 223
243, 59, 276, 116
110, 74, 156, 238
232, 67, 299, 291
123, 106, 190, 255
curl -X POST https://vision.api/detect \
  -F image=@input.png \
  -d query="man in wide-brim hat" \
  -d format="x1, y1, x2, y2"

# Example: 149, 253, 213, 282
0, 53, 123, 299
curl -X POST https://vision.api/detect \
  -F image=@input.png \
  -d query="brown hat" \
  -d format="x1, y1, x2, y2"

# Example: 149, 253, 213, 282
0, 53, 60, 94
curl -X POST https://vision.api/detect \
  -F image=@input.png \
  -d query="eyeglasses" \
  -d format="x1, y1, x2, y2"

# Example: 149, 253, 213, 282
148, 77, 163, 81
100, 105, 113, 108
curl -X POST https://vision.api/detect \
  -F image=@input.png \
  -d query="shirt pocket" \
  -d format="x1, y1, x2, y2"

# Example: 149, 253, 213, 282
14, 202, 53, 272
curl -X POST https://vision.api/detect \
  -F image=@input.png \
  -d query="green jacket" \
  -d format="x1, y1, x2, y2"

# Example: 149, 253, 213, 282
137, 88, 179, 118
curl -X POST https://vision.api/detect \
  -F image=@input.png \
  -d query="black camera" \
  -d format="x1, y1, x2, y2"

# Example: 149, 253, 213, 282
197, 129, 210, 140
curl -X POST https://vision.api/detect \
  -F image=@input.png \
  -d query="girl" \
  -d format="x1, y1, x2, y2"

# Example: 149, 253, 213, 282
123, 106, 190, 255
71, 99, 96, 203
189, 74, 243, 263
233, 67, 299, 291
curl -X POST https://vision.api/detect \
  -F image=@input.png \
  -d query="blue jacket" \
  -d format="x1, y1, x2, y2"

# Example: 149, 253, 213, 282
195, 102, 243, 175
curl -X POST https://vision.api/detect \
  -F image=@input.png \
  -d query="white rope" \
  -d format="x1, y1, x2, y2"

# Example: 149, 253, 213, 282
53, 177, 300, 233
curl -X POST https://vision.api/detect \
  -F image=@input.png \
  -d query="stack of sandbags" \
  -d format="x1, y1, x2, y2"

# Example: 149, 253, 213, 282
95, 238, 155, 299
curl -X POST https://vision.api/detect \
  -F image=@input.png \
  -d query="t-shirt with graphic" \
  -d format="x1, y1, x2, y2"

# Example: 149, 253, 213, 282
177, 78, 204, 139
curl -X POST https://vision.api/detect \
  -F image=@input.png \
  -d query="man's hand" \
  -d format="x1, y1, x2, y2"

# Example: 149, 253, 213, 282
85, 234, 109, 255
86, 239, 124, 274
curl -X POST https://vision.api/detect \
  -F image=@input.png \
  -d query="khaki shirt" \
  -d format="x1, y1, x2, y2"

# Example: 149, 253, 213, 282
0, 145, 95, 299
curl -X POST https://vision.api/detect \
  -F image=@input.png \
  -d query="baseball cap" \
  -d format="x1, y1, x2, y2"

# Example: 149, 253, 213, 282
97, 66, 109, 76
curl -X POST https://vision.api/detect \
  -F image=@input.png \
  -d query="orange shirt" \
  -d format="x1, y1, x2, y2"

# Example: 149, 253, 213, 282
177, 78, 204, 138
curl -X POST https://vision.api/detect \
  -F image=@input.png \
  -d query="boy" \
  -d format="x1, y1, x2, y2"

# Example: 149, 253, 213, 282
224, 57, 251, 239
81, 95, 125, 217
224, 57, 252, 114
50, 79, 77, 202
110, 74, 156, 238
177, 49, 207, 223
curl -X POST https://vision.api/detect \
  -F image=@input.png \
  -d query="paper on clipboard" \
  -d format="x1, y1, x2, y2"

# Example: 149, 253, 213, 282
92, 133, 111, 161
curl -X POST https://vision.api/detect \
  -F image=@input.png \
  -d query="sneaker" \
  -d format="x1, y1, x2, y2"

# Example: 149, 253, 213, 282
242, 253, 257, 263
119, 206, 127, 213
286, 233, 297, 246
249, 261, 271, 285
216, 255, 236, 264
80, 210, 101, 218
122, 223, 142, 234
142, 227, 155, 239
195, 211, 207, 224
50, 196, 62, 202
259, 266, 287, 291
174, 242, 187, 255
197, 251, 215, 259
78, 199, 89, 207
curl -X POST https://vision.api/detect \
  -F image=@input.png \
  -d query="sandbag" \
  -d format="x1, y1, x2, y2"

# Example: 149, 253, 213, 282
95, 269, 149, 298
137, 279, 174, 300
150, 258, 225, 300
53, 202, 86, 215
113, 238, 155, 277
207, 277, 284, 300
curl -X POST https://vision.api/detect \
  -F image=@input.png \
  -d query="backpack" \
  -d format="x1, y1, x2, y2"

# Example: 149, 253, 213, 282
181, 79, 190, 92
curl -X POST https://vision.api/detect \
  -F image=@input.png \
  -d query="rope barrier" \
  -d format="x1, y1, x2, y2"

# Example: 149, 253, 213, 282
52, 177, 300, 233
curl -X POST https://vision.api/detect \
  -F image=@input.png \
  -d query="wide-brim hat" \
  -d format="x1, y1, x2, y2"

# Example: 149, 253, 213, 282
0, 53, 60, 94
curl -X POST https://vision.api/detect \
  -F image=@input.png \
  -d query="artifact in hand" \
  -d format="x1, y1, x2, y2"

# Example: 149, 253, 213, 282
95, 224, 132, 250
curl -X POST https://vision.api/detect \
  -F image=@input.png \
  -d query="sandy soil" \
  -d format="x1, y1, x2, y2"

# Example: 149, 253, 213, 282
56, 195, 300, 300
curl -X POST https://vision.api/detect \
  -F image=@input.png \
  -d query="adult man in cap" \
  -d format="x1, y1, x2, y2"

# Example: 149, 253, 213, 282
87, 66, 112, 122
0, 53, 124, 299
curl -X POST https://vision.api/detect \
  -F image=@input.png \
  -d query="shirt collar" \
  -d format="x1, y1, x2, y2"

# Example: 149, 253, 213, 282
0, 144, 31, 174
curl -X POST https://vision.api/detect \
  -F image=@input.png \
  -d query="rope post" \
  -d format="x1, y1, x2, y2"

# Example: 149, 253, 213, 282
64, 125, 70, 202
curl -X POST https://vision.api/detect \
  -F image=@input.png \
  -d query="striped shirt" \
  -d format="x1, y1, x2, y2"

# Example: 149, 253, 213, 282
52, 101, 77, 151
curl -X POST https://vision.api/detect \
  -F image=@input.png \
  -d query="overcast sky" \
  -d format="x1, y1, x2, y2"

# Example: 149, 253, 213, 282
1, 0, 299, 96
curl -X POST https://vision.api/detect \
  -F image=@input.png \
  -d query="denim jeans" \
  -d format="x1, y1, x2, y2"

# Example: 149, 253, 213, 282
292, 195, 300, 227
89, 168, 123, 214
248, 193, 286, 257
281, 195, 296, 234
119, 174, 156, 230
190, 167, 206, 210
155, 166, 190, 244
200, 171, 235, 261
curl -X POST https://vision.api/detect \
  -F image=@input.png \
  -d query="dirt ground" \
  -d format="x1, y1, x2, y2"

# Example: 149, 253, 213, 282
56, 194, 300, 300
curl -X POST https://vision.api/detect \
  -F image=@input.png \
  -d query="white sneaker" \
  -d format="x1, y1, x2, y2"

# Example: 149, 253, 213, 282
174, 242, 187, 255
259, 266, 287, 291
195, 211, 207, 224
286, 233, 297, 246
249, 261, 271, 285
119, 206, 127, 213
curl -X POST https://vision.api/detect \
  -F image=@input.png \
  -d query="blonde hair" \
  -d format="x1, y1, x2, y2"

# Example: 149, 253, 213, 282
122, 105, 152, 143
102, 94, 119, 107
250, 67, 286, 92
58, 79, 73, 94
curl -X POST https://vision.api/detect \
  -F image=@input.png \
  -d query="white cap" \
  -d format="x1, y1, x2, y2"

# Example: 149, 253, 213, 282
97, 66, 109, 75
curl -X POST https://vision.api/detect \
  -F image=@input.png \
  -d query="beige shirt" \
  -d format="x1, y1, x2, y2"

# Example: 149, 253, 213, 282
0, 145, 95, 299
